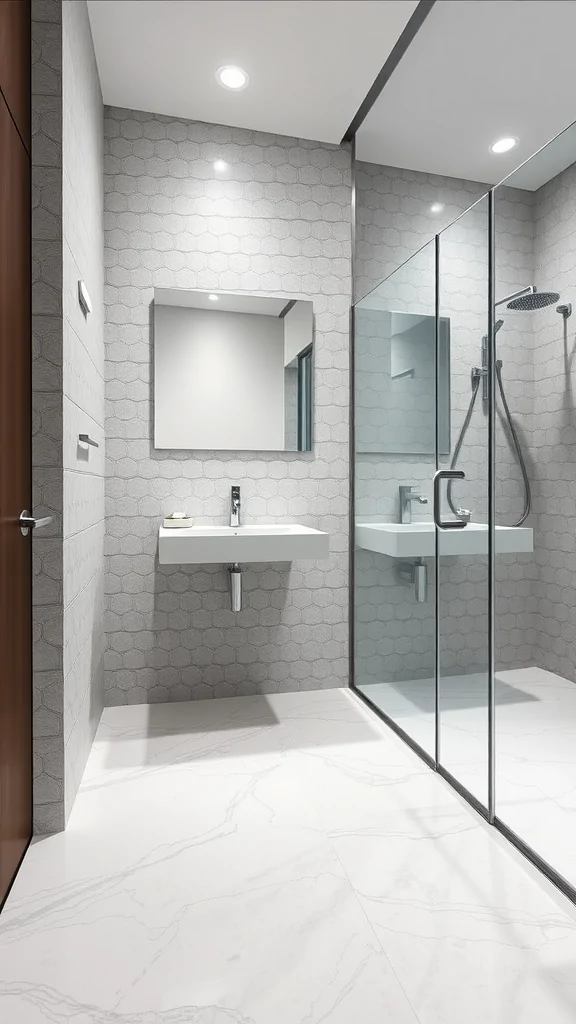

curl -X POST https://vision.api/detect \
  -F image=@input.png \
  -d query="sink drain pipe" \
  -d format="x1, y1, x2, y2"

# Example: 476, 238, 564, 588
229, 562, 242, 612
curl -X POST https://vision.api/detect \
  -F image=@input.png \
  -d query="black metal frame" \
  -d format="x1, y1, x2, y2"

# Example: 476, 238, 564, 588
342, 0, 437, 142
434, 234, 440, 766
494, 818, 576, 904
487, 189, 496, 824
348, 137, 356, 691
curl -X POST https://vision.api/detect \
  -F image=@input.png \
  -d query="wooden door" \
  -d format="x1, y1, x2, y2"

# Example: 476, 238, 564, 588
0, 0, 31, 906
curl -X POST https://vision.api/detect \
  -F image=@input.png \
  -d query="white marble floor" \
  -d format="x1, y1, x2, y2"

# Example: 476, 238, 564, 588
3, 687, 576, 1022
359, 666, 576, 887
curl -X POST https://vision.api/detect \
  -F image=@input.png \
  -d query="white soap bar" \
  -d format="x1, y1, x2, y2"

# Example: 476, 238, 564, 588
163, 515, 194, 529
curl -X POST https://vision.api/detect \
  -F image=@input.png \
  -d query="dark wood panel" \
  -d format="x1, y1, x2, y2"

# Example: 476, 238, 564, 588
0, 91, 32, 905
0, 0, 31, 148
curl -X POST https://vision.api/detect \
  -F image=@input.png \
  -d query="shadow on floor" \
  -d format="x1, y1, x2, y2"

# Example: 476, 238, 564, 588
361, 675, 538, 713
102, 692, 384, 768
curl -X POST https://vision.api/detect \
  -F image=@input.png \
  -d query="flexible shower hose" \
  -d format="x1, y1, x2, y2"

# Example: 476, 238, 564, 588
446, 363, 531, 528
495, 361, 531, 526
446, 373, 480, 519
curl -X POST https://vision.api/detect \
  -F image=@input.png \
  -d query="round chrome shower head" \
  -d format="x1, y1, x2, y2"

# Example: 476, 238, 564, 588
507, 290, 560, 311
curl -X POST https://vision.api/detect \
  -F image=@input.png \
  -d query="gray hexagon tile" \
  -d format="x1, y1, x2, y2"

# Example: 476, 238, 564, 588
530, 160, 576, 680
32, 0, 65, 833
32, 0, 106, 833
103, 107, 351, 704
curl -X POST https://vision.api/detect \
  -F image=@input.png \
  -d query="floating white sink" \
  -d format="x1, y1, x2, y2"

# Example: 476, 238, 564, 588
356, 521, 533, 558
158, 524, 330, 565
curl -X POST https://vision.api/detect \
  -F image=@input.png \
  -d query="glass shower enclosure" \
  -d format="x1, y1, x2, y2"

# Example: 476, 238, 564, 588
352, 120, 576, 902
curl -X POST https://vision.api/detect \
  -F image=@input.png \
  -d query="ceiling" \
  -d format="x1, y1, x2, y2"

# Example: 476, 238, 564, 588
87, 0, 418, 144
504, 121, 576, 192
88, 0, 576, 189
356, 0, 576, 188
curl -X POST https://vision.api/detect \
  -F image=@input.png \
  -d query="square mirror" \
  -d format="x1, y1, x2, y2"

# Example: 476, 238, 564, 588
355, 307, 450, 455
153, 288, 314, 452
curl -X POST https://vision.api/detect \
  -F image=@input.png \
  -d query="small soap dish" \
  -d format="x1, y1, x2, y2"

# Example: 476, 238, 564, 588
163, 512, 194, 529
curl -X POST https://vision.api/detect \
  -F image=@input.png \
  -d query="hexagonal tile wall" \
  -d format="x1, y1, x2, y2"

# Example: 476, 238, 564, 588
531, 161, 576, 681
32, 0, 65, 834
32, 0, 106, 833
103, 108, 351, 704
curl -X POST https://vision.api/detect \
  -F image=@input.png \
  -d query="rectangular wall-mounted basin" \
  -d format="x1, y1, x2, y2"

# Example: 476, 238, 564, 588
159, 523, 330, 565
356, 520, 533, 559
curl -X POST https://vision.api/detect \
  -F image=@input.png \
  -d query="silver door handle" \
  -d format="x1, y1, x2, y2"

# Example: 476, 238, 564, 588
19, 509, 54, 536
433, 471, 467, 529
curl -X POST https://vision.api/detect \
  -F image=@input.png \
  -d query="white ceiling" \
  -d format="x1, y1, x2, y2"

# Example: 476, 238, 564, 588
87, 0, 576, 189
504, 121, 576, 192
356, 0, 576, 188
87, 0, 418, 143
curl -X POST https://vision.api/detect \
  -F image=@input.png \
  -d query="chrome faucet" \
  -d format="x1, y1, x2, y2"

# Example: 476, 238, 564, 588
230, 485, 241, 527
399, 485, 428, 524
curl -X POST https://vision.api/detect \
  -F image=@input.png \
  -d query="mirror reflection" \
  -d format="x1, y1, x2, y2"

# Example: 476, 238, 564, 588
154, 288, 314, 451
355, 306, 450, 455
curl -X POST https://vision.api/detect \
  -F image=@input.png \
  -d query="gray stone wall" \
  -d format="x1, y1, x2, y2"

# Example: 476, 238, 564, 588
103, 109, 351, 703
61, 0, 105, 817
530, 161, 576, 679
32, 0, 64, 832
354, 161, 487, 304
31, 0, 104, 831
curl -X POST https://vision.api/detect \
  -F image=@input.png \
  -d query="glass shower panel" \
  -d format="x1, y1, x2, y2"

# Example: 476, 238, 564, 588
494, 122, 576, 893
354, 240, 437, 758
437, 196, 490, 808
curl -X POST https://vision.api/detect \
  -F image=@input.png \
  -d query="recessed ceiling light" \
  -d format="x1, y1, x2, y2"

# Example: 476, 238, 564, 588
213, 159, 228, 172
208, 294, 218, 302
430, 202, 444, 214
216, 65, 249, 91
490, 136, 518, 155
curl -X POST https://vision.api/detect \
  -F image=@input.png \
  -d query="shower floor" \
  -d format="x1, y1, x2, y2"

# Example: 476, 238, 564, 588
3, 686, 576, 1022
357, 666, 576, 888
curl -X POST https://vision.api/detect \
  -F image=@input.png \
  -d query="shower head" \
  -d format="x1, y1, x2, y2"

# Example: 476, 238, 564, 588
506, 289, 560, 311
495, 318, 504, 334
